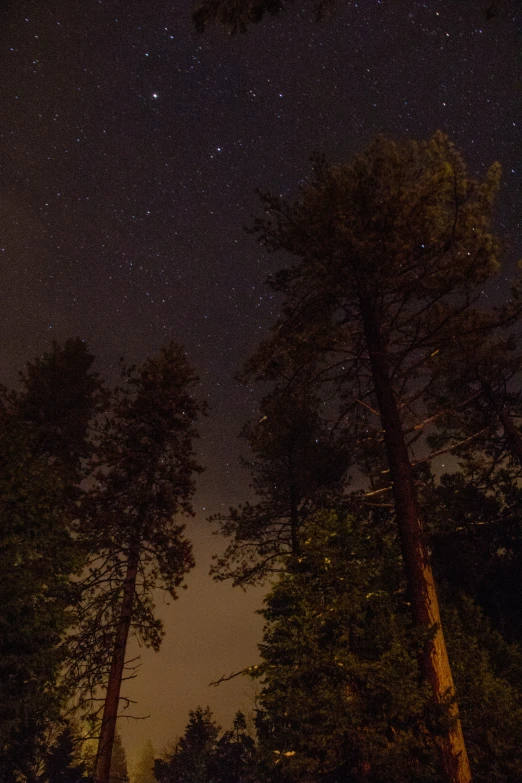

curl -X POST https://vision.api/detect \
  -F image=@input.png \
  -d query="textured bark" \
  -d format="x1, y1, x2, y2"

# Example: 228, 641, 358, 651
93, 545, 139, 783
360, 296, 471, 783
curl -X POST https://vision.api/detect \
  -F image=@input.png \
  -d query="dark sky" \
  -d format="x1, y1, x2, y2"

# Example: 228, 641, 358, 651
1, 0, 520, 760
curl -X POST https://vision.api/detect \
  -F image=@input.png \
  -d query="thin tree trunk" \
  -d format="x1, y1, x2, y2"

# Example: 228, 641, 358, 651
481, 380, 522, 466
288, 451, 301, 556
93, 545, 140, 783
360, 297, 471, 783
289, 482, 300, 555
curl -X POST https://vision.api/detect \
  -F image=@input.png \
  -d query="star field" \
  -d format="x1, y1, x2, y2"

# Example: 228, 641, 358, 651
0, 0, 520, 754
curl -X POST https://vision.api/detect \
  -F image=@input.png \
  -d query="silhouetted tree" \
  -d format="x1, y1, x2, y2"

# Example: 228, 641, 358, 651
212, 712, 259, 783
109, 732, 129, 783
11, 338, 103, 484
0, 340, 101, 782
155, 708, 220, 783
155, 709, 261, 783
73, 343, 206, 783
421, 467, 522, 644
211, 386, 350, 586
40, 724, 88, 783
244, 132, 513, 782
132, 739, 155, 783
194, 0, 507, 34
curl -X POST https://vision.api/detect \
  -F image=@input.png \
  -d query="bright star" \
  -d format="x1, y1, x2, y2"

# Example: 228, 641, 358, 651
152, 92, 158, 99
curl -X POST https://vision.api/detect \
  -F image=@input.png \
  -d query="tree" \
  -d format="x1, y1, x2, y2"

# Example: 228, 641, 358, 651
415, 317, 522, 642
0, 340, 101, 782
211, 386, 350, 586
212, 712, 259, 783
421, 467, 522, 644
11, 338, 103, 484
254, 510, 432, 783
155, 708, 220, 783
82, 343, 205, 783
110, 732, 130, 783
0, 428, 80, 780
193, 0, 506, 34
155, 709, 261, 783
40, 724, 88, 783
244, 132, 510, 782
253, 510, 522, 783
423, 307, 522, 476
132, 739, 155, 783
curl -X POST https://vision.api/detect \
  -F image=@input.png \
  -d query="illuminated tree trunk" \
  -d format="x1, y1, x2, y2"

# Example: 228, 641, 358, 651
93, 545, 139, 783
360, 295, 471, 783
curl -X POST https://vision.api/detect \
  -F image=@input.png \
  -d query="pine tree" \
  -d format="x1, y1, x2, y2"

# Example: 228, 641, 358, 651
12, 338, 103, 484
110, 732, 129, 783
244, 132, 511, 782
40, 724, 88, 783
0, 426, 80, 779
421, 467, 522, 644
253, 510, 522, 783
212, 712, 259, 783
210, 386, 350, 586
155, 709, 262, 783
81, 343, 205, 783
132, 739, 155, 783
155, 708, 220, 783
0, 341, 100, 782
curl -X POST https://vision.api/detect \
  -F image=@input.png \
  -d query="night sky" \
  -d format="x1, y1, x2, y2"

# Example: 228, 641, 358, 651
1, 0, 520, 760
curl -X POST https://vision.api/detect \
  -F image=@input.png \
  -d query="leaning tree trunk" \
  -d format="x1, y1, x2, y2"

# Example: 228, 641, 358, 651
360, 297, 472, 783
93, 545, 140, 783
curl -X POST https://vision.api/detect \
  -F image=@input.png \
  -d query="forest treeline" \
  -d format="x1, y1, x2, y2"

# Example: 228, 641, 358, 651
2, 133, 522, 783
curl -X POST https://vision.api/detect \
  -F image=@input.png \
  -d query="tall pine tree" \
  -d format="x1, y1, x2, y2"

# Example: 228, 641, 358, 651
244, 132, 514, 782
78, 343, 205, 783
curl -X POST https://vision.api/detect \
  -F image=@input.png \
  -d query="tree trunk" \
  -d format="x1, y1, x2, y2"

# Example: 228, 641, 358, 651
288, 451, 301, 556
93, 545, 140, 783
359, 296, 471, 783
481, 380, 522, 466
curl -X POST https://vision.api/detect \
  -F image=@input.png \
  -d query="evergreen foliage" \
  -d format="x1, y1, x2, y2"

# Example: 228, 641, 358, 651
0, 341, 99, 781
40, 724, 89, 783
72, 343, 204, 695
422, 468, 522, 644
193, 0, 337, 34
12, 338, 103, 484
2, 132, 522, 781
210, 388, 350, 586
155, 708, 260, 783
0, 340, 205, 783
155, 707, 220, 783
110, 732, 130, 783
132, 739, 156, 783
253, 511, 522, 783
239, 131, 519, 782
193, 0, 505, 35
83, 343, 205, 783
